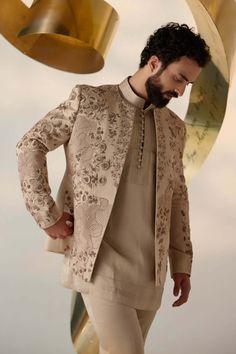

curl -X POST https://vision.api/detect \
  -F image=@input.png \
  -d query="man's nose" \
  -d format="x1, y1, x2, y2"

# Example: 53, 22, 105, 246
175, 84, 186, 97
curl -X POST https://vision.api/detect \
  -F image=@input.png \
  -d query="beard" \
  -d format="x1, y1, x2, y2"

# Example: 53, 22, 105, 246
145, 74, 177, 108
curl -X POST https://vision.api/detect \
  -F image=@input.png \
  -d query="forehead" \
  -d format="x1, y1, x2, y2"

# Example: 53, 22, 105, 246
165, 56, 201, 79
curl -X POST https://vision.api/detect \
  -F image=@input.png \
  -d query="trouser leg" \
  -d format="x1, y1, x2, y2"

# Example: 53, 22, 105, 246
81, 293, 144, 354
81, 293, 146, 354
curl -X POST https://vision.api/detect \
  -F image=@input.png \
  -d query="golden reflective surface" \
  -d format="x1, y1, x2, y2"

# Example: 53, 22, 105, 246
71, 293, 99, 354
0, 0, 119, 73
184, 0, 236, 181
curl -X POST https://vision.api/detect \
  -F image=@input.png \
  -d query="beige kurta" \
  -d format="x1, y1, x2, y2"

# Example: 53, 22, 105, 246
74, 78, 164, 310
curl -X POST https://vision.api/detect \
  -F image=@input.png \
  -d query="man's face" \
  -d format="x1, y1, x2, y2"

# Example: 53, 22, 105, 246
145, 56, 201, 108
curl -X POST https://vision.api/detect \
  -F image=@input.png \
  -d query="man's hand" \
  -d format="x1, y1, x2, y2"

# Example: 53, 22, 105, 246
43, 212, 74, 239
172, 272, 191, 307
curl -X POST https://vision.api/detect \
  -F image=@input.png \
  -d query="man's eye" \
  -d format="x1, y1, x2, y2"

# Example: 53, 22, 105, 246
174, 76, 183, 83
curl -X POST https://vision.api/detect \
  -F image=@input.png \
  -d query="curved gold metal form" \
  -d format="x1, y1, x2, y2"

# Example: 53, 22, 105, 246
184, 0, 236, 181
0, 0, 119, 73
70, 293, 99, 353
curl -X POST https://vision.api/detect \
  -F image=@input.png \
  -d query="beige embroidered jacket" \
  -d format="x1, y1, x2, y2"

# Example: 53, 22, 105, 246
16, 82, 193, 288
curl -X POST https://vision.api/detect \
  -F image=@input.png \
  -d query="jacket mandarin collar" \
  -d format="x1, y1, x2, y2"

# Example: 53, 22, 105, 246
119, 77, 155, 111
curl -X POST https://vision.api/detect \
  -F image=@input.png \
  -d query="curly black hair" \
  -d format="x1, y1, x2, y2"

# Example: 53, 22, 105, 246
139, 22, 211, 69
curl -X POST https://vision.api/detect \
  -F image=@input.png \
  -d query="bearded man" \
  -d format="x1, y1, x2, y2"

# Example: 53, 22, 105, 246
16, 22, 211, 354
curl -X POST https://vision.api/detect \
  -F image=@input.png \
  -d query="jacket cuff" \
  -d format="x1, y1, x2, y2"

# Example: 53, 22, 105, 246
35, 202, 62, 229
168, 249, 192, 278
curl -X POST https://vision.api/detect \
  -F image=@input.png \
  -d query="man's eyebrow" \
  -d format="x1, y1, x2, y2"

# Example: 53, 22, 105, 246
180, 73, 194, 84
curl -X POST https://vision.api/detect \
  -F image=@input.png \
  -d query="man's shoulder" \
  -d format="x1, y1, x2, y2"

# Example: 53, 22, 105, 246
74, 82, 118, 95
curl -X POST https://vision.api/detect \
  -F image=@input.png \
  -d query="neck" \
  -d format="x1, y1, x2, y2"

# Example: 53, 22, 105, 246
128, 70, 148, 101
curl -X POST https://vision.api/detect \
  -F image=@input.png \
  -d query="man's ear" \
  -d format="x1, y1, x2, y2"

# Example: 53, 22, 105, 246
148, 55, 161, 74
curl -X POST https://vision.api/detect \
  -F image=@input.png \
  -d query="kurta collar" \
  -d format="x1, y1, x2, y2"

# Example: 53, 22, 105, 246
119, 77, 155, 111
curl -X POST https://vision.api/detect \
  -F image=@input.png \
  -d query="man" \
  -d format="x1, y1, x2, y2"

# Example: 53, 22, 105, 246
16, 22, 211, 354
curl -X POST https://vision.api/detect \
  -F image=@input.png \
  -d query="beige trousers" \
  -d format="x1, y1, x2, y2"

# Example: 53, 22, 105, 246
81, 293, 158, 354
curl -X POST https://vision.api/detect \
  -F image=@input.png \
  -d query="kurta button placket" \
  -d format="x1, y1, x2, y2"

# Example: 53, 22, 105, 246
137, 111, 145, 169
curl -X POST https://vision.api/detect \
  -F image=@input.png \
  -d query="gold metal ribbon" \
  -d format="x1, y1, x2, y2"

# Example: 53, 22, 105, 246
0, 0, 119, 73
184, 0, 236, 181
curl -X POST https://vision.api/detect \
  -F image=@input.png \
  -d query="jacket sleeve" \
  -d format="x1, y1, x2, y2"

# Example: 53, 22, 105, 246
15, 85, 81, 230
168, 123, 193, 277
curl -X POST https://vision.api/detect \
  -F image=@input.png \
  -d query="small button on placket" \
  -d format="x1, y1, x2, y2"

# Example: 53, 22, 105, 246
137, 111, 145, 169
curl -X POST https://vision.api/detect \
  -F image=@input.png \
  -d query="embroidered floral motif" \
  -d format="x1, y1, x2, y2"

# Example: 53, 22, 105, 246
64, 190, 73, 214
153, 107, 192, 283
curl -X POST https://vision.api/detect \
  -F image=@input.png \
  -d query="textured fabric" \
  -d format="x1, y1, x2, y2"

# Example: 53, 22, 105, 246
81, 292, 158, 354
76, 79, 164, 310
16, 78, 193, 290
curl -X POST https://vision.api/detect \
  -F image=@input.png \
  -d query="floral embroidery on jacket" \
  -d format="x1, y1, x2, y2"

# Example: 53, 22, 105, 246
16, 82, 192, 288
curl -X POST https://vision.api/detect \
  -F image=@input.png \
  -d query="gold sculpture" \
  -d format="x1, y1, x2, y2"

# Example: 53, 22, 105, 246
1, 0, 235, 353
0, 0, 119, 73
184, 0, 236, 182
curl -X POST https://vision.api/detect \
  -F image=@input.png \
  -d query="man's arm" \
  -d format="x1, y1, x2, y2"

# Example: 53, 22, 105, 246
16, 85, 81, 230
168, 123, 193, 306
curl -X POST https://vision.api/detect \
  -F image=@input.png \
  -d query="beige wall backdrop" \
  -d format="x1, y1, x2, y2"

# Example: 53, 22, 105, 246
0, 1, 236, 353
